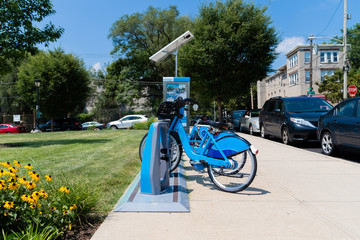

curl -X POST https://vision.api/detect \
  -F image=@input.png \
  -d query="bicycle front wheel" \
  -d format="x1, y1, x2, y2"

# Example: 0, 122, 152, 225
208, 149, 257, 193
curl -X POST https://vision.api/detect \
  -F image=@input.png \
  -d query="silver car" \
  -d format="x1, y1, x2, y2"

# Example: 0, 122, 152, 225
239, 109, 260, 135
107, 115, 148, 130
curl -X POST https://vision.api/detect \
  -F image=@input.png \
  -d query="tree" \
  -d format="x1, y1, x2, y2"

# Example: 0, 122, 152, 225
317, 69, 360, 103
333, 23, 360, 70
0, 0, 63, 75
106, 6, 193, 109
16, 49, 91, 124
180, 0, 279, 120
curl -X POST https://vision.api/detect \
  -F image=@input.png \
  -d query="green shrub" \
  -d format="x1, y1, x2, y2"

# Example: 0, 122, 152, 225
132, 116, 157, 130
76, 113, 94, 123
0, 161, 98, 236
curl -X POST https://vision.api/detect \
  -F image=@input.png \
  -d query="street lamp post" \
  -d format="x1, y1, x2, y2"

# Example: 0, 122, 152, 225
34, 79, 41, 133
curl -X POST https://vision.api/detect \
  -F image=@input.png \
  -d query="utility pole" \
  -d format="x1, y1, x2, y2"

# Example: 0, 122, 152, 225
309, 35, 314, 96
343, 0, 348, 99
250, 83, 254, 109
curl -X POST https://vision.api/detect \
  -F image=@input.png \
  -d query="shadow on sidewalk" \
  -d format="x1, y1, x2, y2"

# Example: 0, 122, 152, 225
183, 165, 270, 196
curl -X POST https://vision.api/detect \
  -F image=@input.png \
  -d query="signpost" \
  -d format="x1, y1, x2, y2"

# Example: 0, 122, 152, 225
348, 85, 357, 97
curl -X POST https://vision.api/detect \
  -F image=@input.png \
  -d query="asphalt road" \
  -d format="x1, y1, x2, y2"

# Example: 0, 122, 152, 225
245, 132, 360, 163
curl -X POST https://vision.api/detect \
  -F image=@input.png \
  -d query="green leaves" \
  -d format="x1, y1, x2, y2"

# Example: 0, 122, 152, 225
16, 49, 91, 119
181, 0, 279, 118
0, 0, 63, 74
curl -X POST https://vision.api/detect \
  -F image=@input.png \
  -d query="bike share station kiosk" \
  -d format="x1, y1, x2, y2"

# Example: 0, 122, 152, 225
115, 31, 194, 212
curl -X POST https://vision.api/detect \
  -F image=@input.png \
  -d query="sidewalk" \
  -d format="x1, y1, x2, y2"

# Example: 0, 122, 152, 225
91, 134, 360, 240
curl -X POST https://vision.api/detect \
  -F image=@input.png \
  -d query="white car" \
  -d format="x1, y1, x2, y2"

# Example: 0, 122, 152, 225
107, 115, 148, 130
239, 109, 261, 135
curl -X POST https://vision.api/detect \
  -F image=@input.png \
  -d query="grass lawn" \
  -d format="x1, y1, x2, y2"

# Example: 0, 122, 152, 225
0, 129, 147, 213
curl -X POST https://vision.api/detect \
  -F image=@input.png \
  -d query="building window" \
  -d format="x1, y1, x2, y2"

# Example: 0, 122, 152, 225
304, 51, 310, 63
305, 71, 310, 83
320, 51, 338, 63
321, 70, 335, 81
289, 54, 298, 68
289, 72, 298, 86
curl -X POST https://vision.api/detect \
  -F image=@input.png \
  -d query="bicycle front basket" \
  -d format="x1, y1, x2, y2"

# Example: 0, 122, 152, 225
157, 101, 176, 120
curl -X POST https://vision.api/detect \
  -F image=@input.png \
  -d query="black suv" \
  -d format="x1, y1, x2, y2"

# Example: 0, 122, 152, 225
39, 118, 82, 132
259, 97, 332, 144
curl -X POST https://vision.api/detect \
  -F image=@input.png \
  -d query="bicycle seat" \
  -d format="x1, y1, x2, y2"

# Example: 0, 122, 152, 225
208, 121, 228, 130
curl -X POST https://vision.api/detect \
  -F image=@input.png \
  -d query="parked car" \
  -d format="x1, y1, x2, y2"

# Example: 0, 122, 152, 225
0, 124, 26, 133
82, 121, 106, 130
39, 118, 82, 132
239, 109, 261, 135
107, 115, 148, 130
259, 96, 332, 144
230, 110, 247, 131
317, 96, 360, 156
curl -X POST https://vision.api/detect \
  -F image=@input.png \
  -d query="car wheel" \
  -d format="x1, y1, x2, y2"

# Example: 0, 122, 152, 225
281, 126, 291, 145
321, 131, 337, 156
110, 126, 117, 130
260, 124, 266, 138
249, 124, 253, 135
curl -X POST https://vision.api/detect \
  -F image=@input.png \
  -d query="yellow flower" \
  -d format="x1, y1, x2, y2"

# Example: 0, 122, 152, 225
30, 204, 36, 209
45, 175, 53, 181
59, 186, 70, 194
8, 182, 19, 190
8, 168, 17, 177
63, 210, 69, 215
0, 169, 9, 177
13, 160, 21, 168
70, 204, 77, 210
24, 164, 33, 170
1, 162, 12, 169
4, 201, 14, 209
18, 177, 27, 185
26, 181, 36, 190
32, 191, 40, 201
51, 207, 57, 211
21, 194, 30, 202
39, 189, 48, 199
69, 224, 72, 230
0, 184, 5, 190
28, 171, 36, 177
31, 174, 40, 182
4, 212, 8, 216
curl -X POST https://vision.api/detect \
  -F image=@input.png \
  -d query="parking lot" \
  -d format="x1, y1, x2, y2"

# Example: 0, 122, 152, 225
92, 132, 360, 240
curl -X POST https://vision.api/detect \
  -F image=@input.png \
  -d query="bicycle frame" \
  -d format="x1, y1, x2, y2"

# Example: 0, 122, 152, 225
169, 108, 252, 168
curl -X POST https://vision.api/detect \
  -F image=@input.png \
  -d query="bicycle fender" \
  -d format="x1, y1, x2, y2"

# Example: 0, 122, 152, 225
206, 135, 250, 159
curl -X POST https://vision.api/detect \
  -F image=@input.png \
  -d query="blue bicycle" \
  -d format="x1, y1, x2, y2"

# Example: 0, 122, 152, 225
139, 115, 212, 172
151, 97, 258, 193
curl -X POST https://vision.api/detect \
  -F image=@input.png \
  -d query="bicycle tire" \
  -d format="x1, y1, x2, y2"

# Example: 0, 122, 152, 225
207, 149, 257, 193
139, 131, 182, 172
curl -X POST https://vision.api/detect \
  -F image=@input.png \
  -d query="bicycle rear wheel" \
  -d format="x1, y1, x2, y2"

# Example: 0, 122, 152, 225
207, 149, 257, 193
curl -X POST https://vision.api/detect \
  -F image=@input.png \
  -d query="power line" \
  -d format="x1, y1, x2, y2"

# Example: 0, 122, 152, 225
317, 0, 343, 36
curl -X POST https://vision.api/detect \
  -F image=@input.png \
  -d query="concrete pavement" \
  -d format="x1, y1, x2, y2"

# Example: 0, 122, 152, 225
91, 133, 360, 240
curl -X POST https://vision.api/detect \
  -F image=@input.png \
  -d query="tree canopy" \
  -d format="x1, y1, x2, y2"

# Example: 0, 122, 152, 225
0, 0, 63, 75
180, 0, 278, 120
16, 49, 91, 120
104, 6, 193, 110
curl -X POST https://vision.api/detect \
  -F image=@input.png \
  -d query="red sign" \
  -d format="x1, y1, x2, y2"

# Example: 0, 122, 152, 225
348, 85, 357, 97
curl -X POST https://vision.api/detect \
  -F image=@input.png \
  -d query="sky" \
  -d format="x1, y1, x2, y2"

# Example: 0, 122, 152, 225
38, 0, 359, 73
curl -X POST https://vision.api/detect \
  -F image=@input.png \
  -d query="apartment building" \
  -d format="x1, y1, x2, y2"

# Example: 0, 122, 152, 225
257, 44, 345, 108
